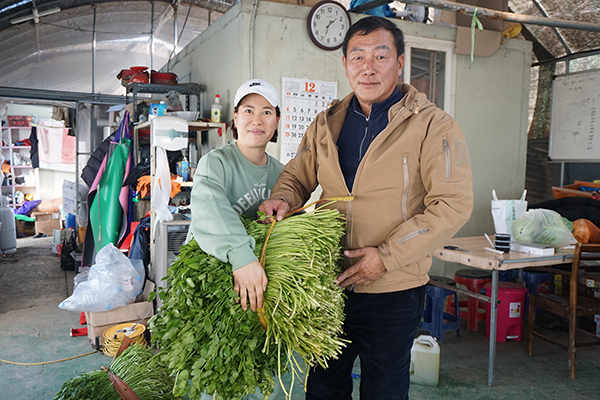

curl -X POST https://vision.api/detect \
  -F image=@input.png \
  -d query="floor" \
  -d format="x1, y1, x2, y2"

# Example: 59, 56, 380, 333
1, 236, 599, 400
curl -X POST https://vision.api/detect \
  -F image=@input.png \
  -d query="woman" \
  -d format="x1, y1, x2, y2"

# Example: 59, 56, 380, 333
187, 79, 285, 399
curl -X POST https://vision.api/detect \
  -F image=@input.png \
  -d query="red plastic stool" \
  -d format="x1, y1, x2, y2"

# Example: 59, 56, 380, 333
484, 281, 529, 342
447, 269, 492, 332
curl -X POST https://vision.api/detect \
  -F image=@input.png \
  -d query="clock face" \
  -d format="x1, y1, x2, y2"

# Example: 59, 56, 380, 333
307, 1, 351, 51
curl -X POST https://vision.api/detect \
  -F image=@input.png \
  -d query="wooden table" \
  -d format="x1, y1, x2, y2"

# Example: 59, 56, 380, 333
433, 236, 574, 386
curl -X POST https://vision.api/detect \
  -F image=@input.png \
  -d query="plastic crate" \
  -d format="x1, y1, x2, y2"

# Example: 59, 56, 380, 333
552, 180, 600, 199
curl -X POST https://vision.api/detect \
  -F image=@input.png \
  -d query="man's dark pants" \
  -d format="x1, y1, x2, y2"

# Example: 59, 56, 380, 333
306, 285, 426, 400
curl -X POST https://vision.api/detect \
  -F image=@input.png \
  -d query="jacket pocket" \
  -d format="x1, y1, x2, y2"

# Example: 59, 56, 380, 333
397, 227, 430, 245
443, 139, 451, 179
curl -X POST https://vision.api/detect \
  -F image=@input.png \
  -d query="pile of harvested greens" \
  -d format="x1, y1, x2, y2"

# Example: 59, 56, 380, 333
53, 344, 177, 400
149, 206, 347, 399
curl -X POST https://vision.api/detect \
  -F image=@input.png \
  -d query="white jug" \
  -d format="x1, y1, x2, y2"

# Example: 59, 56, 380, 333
410, 334, 440, 386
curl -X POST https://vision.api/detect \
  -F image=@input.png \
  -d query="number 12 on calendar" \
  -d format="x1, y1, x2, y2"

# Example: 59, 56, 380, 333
280, 77, 337, 165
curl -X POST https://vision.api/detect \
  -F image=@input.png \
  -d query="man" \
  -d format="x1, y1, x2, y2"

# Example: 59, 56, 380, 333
259, 16, 473, 400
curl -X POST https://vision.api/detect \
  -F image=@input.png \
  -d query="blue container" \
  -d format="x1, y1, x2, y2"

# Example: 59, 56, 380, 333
66, 213, 76, 229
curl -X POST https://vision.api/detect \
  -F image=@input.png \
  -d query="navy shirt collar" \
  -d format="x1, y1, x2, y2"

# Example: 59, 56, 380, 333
350, 87, 404, 119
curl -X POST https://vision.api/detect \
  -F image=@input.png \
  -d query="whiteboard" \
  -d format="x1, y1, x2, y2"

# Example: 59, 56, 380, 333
549, 69, 600, 161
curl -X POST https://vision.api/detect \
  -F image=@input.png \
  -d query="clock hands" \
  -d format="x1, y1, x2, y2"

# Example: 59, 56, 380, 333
324, 18, 336, 35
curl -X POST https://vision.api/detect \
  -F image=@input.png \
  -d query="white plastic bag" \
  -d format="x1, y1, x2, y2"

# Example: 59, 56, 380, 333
491, 189, 528, 237
58, 243, 144, 312
511, 208, 577, 248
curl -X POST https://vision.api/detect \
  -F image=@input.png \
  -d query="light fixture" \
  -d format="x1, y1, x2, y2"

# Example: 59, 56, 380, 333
10, 7, 61, 25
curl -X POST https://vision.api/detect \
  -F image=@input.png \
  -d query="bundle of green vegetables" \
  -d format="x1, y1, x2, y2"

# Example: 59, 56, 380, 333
512, 208, 577, 247
53, 344, 177, 400
149, 206, 347, 399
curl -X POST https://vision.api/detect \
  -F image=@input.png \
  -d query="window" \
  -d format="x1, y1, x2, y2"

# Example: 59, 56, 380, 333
403, 36, 456, 117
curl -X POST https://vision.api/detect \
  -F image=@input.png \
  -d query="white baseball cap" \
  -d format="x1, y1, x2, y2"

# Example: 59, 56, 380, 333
234, 79, 280, 109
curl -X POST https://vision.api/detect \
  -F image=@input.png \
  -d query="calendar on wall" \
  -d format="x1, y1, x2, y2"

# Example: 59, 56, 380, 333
280, 77, 337, 165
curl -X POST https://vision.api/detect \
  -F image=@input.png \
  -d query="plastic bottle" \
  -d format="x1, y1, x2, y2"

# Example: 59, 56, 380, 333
158, 101, 167, 116
177, 157, 190, 182
211, 93, 223, 123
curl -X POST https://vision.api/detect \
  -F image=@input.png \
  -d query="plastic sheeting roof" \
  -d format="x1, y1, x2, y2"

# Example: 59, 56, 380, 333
0, 0, 599, 97
0, 0, 231, 96
508, 0, 600, 63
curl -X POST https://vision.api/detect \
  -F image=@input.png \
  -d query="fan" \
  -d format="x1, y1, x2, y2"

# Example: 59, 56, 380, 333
394, 5, 429, 23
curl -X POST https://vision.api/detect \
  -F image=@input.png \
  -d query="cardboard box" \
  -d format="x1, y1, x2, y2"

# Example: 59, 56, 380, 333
32, 212, 62, 235
510, 242, 555, 256
439, 0, 508, 57
15, 219, 36, 236
85, 281, 155, 345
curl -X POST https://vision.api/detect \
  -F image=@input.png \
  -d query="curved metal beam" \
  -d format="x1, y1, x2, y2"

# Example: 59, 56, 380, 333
350, 0, 600, 32
0, 0, 234, 32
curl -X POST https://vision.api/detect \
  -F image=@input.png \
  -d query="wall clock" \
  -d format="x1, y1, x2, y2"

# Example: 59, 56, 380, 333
307, 0, 352, 51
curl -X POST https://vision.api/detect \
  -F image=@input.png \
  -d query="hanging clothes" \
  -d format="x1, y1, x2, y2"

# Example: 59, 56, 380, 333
82, 112, 134, 266
28, 126, 39, 168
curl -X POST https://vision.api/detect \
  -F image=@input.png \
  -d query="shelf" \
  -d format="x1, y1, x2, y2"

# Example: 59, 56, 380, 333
135, 120, 225, 131
2, 116, 38, 206
126, 82, 206, 96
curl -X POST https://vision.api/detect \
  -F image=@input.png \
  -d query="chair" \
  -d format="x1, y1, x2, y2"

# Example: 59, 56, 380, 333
447, 269, 492, 332
526, 242, 600, 379
420, 275, 461, 344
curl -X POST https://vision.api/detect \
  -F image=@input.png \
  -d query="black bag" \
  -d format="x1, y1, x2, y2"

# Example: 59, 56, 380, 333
60, 230, 79, 271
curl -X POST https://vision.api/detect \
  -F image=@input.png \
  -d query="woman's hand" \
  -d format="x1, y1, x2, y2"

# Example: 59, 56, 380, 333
259, 199, 290, 223
233, 261, 268, 312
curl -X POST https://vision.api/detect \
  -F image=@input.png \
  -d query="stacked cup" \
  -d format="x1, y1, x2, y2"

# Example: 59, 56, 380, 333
494, 234, 511, 253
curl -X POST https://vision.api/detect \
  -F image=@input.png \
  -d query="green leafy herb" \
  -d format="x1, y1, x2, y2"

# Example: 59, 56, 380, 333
150, 206, 347, 399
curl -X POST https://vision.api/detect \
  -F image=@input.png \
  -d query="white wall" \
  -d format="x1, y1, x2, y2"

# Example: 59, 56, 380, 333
166, 0, 532, 276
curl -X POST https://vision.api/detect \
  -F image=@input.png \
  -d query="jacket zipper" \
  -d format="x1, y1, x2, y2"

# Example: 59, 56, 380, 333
443, 139, 451, 179
402, 156, 409, 221
397, 227, 430, 244
358, 119, 369, 160
293, 145, 310, 169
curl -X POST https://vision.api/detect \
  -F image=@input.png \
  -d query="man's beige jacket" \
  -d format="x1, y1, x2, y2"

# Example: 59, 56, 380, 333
271, 83, 474, 293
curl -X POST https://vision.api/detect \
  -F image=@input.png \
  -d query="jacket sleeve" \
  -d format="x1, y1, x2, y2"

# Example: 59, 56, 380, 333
270, 115, 324, 209
188, 153, 258, 271
379, 111, 474, 271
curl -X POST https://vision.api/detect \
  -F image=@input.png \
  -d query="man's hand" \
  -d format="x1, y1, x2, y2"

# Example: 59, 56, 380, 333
233, 261, 268, 312
258, 199, 290, 223
336, 247, 387, 288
